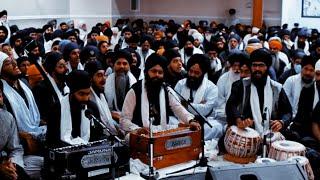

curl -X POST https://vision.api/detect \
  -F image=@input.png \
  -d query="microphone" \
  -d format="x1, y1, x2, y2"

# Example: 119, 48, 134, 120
85, 109, 96, 127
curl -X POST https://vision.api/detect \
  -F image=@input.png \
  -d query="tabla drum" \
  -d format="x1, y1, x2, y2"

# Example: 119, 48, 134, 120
264, 131, 285, 144
288, 156, 314, 180
255, 157, 276, 164
224, 125, 261, 164
268, 140, 306, 161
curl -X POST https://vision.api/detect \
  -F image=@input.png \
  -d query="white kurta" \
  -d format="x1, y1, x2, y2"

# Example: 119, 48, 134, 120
179, 47, 204, 66
283, 73, 304, 118
120, 85, 194, 133
136, 48, 155, 70
175, 77, 223, 140
104, 72, 137, 112
215, 71, 240, 121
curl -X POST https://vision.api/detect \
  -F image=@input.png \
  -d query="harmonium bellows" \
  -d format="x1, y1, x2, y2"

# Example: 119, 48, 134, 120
46, 140, 130, 179
130, 126, 201, 169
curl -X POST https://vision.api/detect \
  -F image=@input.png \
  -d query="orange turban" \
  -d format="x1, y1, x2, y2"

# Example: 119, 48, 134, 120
269, 40, 282, 50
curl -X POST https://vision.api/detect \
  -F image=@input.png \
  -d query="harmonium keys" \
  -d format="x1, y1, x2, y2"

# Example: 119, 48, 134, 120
129, 126, 201, 169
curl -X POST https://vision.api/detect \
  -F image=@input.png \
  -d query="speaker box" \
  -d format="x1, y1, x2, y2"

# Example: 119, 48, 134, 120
206, 161, 308, 180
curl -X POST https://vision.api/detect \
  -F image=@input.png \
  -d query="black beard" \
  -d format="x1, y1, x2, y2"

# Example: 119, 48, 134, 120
251, 71, 268, 87
44, 33, 53, 41
15, 46, 24, 54
302, 76, 313, 84
185, 47, 194, 56
317, 81, 320, 89
55, 72, 67, 83
186, 75, 203, 90
297, 41, 305, 49
145, 75, 163, 100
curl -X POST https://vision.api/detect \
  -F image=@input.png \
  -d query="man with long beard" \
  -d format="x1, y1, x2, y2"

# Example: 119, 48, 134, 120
120, 53, 200, 135
33, 52, 69, 124
104, 49, 137, 121
174, 54, 222, 140
226, 48, 292, 135
215, 52, 248, 122
47, 70, 104, 147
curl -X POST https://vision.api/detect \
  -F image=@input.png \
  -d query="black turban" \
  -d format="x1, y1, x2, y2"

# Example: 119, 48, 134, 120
164, 49, 181, 63
186, 54, 210, 74
67, 70, 91, 94
228, 52, 250, 65
63, 42, 79, 61
144, 53, 167, 73
250, 48, 272, 67
301, 55, 316, 68
43, 52, 63, 75
84, 60, 104, 78
113, 49, 133, 65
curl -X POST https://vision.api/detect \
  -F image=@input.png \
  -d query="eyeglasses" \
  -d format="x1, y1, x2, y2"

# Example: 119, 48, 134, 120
252, 63, 266, 68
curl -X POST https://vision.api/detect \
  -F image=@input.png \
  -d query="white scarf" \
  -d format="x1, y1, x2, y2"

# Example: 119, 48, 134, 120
1, 79, 46, 136
294, 37, 310, 55
288, 74, 303, 117
250, 76, 273, 134
226, 71, 240, 99
60, 94, 90, 145
47, 74, 69, 100
313, 83, 319, 109
140, 79, 167, 128
90, 88, 118, 134
211, 58, 222, 72
180, 77, 208, 104
104, 72, 137, 111
66, 62, 84, 74
283, 39, 294, 49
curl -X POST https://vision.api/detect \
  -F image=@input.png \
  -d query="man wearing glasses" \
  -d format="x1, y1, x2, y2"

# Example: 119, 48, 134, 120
225, 48, 292, 135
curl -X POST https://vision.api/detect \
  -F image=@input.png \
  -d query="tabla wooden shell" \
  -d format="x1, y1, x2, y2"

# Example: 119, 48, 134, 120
268, 140, 306, 161
288, 156, 314, 180
224, 125, 261, 158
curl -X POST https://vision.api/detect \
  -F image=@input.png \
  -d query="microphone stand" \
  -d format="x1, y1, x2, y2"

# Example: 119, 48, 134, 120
87, 115, 125, 180
163, 83, 213, 176
262, 107, 269, 158
140, 105, 159, 180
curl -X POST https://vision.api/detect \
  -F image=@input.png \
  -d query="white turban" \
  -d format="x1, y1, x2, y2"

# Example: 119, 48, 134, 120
252, 27, 260, 34
315, 59, 320, 71
192, 32, 204, 44
0, 52, 9, 74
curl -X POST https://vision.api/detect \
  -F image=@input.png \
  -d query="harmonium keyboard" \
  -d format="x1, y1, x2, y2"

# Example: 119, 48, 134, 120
46, 139, 130, 179
130, 126, 201, 169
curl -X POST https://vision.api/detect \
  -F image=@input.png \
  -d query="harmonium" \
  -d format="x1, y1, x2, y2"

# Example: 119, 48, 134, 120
130, 126, 201, 169
46, 139, 130, 179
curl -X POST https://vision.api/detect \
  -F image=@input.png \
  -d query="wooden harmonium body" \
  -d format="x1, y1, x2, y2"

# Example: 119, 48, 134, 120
47, 140, 130, 179
130, 126, 201, 169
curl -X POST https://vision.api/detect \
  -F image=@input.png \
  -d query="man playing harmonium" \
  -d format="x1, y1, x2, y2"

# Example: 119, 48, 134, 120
120, 53, 200, 137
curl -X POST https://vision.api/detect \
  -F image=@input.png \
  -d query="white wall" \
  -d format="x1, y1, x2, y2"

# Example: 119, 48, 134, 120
1, 0, 112, 30
112, 0, 282, 26
282, 0, 320, 29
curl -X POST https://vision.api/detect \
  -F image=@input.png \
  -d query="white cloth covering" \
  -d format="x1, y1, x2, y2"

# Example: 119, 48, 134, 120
104, 72, 137, 111
250, 76, 273, 134
1, 79, 46, 136
47, 74, 69, 100
175, 77, 223, 140
90, 88, 118, 134
60, 94, 90, 145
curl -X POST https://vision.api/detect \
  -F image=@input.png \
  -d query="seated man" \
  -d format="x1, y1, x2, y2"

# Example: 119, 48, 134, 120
0, 52, 46, 140
164, 49, 186, 87
0, 87, 30, 180
175, 54, 222, 140
291, 60, 320, 152
104, 49, 137, 121
120, 53, 200, 136
226, 48, 292, 135
84, 60, 119, 135
215, 52, 248, 122
47, 70, 105, 147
